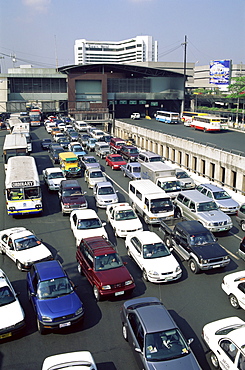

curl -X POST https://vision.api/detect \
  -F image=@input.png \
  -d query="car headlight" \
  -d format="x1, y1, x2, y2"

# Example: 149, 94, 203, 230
148, 270, 159, 277
41, 316, 52, 322
201, 259, 208, 264
224, 255, 229, 260
176, 266, 181, 273
125, 280, 133, 286
75, 306, 84, 316
101, 285, 111, 290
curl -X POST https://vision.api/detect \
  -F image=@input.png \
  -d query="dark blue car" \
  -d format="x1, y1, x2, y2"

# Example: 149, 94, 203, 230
27, 260, 84, 334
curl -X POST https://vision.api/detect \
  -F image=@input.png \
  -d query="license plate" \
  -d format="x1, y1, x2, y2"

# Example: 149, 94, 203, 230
0, 332, 12, 339
59, 322, 71, 328
212, 265, 221, 268
115, 291, 124, 296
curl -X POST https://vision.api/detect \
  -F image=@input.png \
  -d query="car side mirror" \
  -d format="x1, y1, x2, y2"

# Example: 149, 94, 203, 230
188, 338, 194, 345
102, 222, 106, 226
135, 347, 142, 353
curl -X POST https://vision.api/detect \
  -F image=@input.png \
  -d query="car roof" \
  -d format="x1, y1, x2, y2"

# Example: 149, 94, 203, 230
86, 168, 103, 173
35, 260, 65, 281
72, 209, 98, 218
199, 183, 223, 192
96, 181, 112, 188
82, 236, 115, 256
45, 167, 63, 173
130, 231, 161, 243
178, 189, 213, 203
0, 269, 9, 288
176, 220, 209, 234
60, 179, 80, 188
125, 297, 176, 333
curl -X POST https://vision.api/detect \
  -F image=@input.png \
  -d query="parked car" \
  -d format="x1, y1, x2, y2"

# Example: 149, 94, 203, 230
0, 227, 53, 271
236, 203, 245, 231
80, 155, 100, 171
0, 268, 25, 340
221, 270, 245, 309
67, 129, 80, 142
76, 236, 135, 301
53, 132, 65, 142
70, 209, 108, 246
121, 297, 201, 369
49, 144, 65, 164
27, 260, 85, 334
42, 351, 97, 370
125, 231, 182, 283
93, 181, 118, 208
90, 129, 106, 140
56, 137, 70, 149
105, 154, 127, 170
79, 133, 91, 147
84, 137, 97, 151
175, 168, 195, 190
43, 167, 66, 191
106, 202, 143, 238
41, 138, 52, 150
202, 316, 245, 370
120, 144, 139, 162
84, 168, 107, 189
68, 142, 87, 158
196, 183, 239, 214
58, 179, 87, 215
109, 137, 125, 153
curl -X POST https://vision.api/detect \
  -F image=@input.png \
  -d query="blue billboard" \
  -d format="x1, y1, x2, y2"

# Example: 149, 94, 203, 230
210, 60, 231, 85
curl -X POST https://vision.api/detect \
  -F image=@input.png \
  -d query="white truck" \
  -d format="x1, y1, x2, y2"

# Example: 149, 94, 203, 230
140, 162, 181, 199
128, 179, 174, 224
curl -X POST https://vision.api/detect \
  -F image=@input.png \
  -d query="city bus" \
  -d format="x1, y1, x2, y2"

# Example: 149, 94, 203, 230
5, 156, 42, 216
191, 115, 228, 132
3, 133, 28, 170
181, 111, 207, 126
155, 110, 180, 124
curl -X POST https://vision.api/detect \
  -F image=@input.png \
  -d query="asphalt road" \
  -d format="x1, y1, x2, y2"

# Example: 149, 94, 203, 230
0, 125, 244, 370
120, 118, 245, 156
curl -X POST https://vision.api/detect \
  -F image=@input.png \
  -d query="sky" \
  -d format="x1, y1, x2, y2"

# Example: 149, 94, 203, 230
0, 0, 245, 73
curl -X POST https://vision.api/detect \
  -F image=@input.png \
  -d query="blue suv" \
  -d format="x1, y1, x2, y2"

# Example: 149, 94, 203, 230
27, 260, 84, 334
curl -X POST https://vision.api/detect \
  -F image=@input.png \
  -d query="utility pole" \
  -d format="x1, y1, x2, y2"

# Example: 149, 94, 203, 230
181, 35, 187, 115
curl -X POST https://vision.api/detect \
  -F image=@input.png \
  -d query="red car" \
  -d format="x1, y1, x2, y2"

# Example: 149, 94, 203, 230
76, 236, 135, 301
105, 154, 127, 170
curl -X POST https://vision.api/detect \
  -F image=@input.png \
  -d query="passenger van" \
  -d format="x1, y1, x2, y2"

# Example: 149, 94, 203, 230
59, 152, 81, 178
128, 179, 174, 224
137, 150, 163, 163
174, 190, 233, 233
95, 142, 110, 158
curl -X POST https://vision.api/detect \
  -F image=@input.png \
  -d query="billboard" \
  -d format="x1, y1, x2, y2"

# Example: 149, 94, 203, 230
209, 60, 231, 85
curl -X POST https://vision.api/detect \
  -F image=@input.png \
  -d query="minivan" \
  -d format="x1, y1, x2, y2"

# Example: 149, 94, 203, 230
174, 190, 233, 233
137, 150, 163, 163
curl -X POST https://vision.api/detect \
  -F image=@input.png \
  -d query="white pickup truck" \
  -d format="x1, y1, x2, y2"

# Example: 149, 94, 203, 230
121, 162, 141, 180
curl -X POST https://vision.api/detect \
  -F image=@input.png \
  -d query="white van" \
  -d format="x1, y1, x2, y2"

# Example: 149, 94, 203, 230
128, 179, 174, 224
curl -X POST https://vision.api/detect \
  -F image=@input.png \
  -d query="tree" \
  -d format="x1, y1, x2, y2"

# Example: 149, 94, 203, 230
227, 76, 245, 124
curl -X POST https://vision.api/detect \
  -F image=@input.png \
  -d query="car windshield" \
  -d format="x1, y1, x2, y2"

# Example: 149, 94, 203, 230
143, 242, 170, 259
150, 199, 173, 213
112, 156, 124, 162
176, 171, 189, 179
48, 172, 64, 179
149, 157, 162, 162
160, 181, 181, 193
197, 201, 218, 212
89, 139, 97, 143
37, 277, 73, 299
115, 210, 137, 221
0, 286, 16, 306
85, 157, 97, 163
189, 232, 216, 246
145, 329, 190, 362
77, 218, 101, 229
63, 189, 82, 196
90, 171, 103, 178
213, 191, 231, 200
74, 146, 83, 151
133, 167, 141, 173
98, 186, 115, 195
129, 148, 139, 154
94, 253, 123, 271
14, 235, 41, 250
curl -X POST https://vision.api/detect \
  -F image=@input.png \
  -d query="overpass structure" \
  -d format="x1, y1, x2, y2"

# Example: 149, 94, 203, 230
112, 120, 245, 197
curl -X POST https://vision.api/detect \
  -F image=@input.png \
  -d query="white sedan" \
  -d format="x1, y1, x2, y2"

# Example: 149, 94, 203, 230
0, 268, 25, 340
70, 209, 108, 246
202, 316, 245, 369
106, 203, 143, 238
0, 227, 53, 271
42, 351, 97, 370
221, 270, 245, 309
42, 167, 66, 191
125, 231, 182, 283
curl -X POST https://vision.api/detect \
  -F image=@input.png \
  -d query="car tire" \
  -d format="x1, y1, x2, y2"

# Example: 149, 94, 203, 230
37, 318, 45, 335
175, 208, 182, 218
241, 221, 245, 232
210, 352, 219, 369
229, 294, 240, 309
189, 259, 200, 274
165, 235, 172, 248
122, 323, 128, 341
142, 269, 148, 282
16, 261, 23, 271
93, 286, 101, 301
